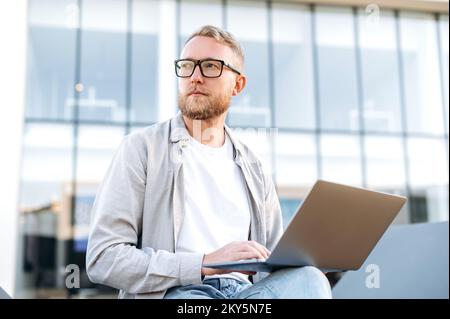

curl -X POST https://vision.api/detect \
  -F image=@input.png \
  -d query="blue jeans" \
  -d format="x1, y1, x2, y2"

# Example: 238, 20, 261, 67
164, 266, 332, 299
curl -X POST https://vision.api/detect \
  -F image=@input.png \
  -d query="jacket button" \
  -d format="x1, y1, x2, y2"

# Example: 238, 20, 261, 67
180, 138, 189, 148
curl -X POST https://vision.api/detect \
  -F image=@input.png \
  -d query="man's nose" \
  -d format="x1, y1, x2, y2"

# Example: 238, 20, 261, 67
190, 64, 204, 84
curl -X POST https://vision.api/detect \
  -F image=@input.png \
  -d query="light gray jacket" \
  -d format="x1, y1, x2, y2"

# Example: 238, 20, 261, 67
86, 113, 283, 299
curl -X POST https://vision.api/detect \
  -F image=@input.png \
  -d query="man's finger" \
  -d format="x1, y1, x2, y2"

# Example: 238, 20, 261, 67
248, 241, 270, 259
243, 245, 265, 260
235, 251, 259, 261
250, 241, 270, 255
239, 271, 257, 275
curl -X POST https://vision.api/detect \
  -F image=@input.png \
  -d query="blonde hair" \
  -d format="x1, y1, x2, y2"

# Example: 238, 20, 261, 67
184, 25, 244, 70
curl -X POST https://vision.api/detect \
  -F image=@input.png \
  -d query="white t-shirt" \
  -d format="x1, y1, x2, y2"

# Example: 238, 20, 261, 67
176, 133, 252, 283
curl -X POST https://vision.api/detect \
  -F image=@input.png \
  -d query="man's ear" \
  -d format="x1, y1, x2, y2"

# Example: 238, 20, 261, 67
232, 74, 247, 96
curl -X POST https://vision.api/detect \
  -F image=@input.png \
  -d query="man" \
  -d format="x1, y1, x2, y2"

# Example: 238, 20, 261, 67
86, 25, 331, 299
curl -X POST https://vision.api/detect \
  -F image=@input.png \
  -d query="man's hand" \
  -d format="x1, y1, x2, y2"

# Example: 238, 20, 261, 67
201, 241, 270, 276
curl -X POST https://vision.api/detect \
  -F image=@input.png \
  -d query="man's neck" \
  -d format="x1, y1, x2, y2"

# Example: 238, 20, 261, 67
182, 113, 227, 148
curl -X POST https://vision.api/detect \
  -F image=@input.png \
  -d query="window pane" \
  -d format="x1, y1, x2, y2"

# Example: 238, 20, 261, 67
439, 15, 449, 135
129, 125, 148, 135
227, 1, 270, 127
272, 3, 315, 129
364, 136, 408, 224
130, 0, 159, 123
358, 10, 403, 133
275, 133, 317, 187
400, 13, 445, 135
180, 0, 223, 42
231, 127, 273, 175
279, 198, 302, 229
316, 6, 359, 131
275, 132, 316, 228
320, 134, 363, 185
17, 124, 74, 297
365, 136, 406, 188
26, 0, 77, 120
76, 125, 125, 183
407, 138, 448, 222
79, 0, 127, 122
20, 124, 74, 208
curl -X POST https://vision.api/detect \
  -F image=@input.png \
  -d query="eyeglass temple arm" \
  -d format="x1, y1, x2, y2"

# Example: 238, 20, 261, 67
224, 62, 241, 75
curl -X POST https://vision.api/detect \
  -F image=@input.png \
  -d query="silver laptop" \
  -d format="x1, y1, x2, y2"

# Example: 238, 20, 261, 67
203, 180, 407, 273
0, 286, 12, 299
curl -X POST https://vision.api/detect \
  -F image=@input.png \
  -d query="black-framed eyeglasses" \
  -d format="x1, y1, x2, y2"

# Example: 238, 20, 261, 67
174, 58, 241, 78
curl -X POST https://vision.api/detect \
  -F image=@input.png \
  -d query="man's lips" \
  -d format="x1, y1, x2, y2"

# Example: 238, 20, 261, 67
188, 91, 208, 96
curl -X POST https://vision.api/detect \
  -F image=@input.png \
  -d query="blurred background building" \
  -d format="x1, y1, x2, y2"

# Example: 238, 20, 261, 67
1, 0, 448, 298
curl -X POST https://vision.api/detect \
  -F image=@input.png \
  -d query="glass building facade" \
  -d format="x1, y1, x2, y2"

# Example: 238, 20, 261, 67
17, 0, 449, 297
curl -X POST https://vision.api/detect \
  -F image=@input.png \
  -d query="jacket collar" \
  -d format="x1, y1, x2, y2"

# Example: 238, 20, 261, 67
169, 112, 246, 159
169, 112, 191, 143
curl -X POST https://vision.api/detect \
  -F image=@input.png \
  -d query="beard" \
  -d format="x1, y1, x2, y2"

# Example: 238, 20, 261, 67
178, 88, 232, 120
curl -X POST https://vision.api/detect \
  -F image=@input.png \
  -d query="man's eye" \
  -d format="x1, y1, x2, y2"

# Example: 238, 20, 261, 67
204, 62, 220, 69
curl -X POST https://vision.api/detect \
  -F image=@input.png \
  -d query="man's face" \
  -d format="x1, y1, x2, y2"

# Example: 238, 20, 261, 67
177, 36, 242, 120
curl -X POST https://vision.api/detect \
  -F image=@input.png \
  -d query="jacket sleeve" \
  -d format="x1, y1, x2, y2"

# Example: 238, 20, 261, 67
85, 134, 203, 294
262, 166, 284, 252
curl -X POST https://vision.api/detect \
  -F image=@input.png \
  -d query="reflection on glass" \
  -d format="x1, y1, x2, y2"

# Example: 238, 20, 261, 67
316, 6, 359, 131
407, 138, 448, 222
26, 0, 77, 120
17, 124, 74, 297
280, 198, 302, 229
320, 134, 363, 185
400, 12, 445, 135
275, 133, 317, 187
232, 127, 273, 175
439, 15, 449, 135
358, 9, 403, 133
365, 136, 405, 188
180, 0, 223, 41
130, 0, 159, 123
20, 124, 74, 210
79, 0, 127, 122
129, 125, 148, 135
227, 0, 270, 127
76, 125, 125, 184
272, 3, 315, 129
364, 136, 408, 223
